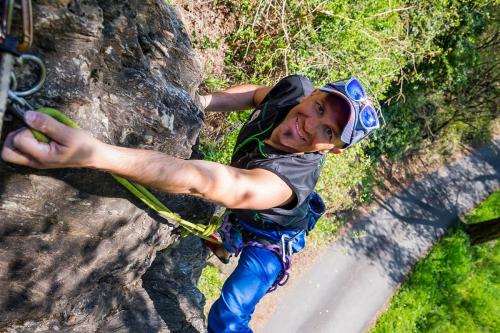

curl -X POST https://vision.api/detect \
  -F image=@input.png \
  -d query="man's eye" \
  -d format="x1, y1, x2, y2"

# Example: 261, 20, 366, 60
316, 103, 324, 115
326, 127, 333, 140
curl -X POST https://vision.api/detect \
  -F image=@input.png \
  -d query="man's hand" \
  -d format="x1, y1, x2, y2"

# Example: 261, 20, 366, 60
1, 111, 100, 169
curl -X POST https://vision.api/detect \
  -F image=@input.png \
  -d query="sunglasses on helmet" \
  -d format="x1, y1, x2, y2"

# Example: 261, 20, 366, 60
320, 77, 384, 148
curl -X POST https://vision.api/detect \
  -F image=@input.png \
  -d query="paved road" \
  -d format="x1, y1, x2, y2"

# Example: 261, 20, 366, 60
262, 139, 500, 333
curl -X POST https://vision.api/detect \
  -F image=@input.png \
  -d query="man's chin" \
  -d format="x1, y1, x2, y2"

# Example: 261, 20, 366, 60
281, 141, 305, 153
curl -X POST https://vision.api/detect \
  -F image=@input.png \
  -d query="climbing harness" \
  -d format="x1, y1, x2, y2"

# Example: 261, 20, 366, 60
217, 192, 326, 292
1, 0, 223, 244
218, 219, 293, 292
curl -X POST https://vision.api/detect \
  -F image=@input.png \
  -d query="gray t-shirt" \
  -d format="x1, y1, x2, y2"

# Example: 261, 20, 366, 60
230, 75, 325, 230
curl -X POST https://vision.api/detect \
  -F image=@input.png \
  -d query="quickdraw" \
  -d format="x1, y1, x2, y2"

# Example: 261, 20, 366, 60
1, 0, 223, 245
0, 0, 32, 138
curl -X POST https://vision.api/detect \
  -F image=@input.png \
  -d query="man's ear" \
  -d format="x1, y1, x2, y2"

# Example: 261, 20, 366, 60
328, 147, 344, 154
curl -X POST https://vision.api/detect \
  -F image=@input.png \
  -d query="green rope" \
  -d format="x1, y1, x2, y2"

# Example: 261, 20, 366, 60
232, 123, 273, 157
32, 107, 222, 244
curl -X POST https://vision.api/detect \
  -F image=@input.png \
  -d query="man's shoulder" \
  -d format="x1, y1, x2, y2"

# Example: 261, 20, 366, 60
260, 74, 314, 106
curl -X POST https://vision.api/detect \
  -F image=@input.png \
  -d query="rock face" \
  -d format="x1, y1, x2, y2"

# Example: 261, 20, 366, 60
0, 1, 210, 332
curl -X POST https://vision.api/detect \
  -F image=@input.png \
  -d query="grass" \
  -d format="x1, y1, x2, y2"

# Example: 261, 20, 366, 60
465, 191, 500, 224
306, 215, 346, 248
370, 190, 500, 333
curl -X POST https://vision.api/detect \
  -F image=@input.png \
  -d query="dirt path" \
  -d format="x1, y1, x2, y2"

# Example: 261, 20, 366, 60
257, 139, 500, 333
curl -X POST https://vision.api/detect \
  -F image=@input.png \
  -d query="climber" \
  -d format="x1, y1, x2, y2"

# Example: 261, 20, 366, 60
1, 74, 382, 332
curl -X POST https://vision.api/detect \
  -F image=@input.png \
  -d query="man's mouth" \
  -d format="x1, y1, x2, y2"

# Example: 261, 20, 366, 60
295, 117, 306, 141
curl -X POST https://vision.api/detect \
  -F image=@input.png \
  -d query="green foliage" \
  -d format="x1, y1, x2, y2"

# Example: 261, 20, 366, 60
308, 216, 345, 248
200, 110, 252, 164
203, 76, 229, 92
198, 264, 225, 302
368, 0, 499, 160
315, 143, 376, 211
191, 31, 221, 50
225, 0, 413, 91
371, 191, 500, 333
465, 191, 500, 224
372, 230, 499, 333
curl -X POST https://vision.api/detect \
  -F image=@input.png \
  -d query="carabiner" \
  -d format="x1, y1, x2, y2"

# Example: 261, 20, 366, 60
6, 89, 31, 121
280, 234, 292, 263
10, 54, 46, 96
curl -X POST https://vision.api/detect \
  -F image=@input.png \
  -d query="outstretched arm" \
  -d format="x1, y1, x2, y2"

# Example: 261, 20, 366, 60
200, 84, 272, 112
1, 111, 293, 210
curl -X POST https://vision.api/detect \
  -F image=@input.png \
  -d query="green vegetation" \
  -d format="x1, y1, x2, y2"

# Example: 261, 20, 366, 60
200, 0, 499, 209
304, 214, 347, 249
191, 32, 221, 50
197, 264, 225, 301
465, 191, 500, 224
195, 0, 499, 304
370, 190, 500, 333
201, 110, 252, 164
316, 143, 375, 210
370, 1, 499, 159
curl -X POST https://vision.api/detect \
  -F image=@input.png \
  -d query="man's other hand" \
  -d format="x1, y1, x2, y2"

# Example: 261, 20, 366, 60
1, 111, 100, 169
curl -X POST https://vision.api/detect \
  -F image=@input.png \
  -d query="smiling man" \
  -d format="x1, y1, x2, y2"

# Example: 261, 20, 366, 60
1, 74, 382, 332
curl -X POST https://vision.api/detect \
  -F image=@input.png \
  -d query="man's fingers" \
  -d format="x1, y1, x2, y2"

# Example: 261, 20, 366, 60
1, 144, 39, 167
11, 128, 53, 161
3, 127, 27, 153
1, 129, 41, 167
24, 111, 73, 144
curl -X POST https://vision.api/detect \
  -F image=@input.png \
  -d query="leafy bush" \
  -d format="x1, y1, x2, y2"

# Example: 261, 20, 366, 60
200, 110, 252, 164
368, 0, 499, 159
315, 143, 375, 211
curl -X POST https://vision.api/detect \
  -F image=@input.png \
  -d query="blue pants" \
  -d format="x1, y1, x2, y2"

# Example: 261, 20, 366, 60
207, 246, 282, 333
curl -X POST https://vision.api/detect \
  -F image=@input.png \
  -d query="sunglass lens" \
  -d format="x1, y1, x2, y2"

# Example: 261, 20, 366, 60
346, 79, 366, 101
361, 106, 378, 128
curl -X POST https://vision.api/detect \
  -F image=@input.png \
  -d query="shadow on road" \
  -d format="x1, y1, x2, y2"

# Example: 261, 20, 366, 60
343, 141, 500, 284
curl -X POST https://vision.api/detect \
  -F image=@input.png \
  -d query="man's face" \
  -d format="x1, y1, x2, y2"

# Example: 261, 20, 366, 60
267, 90, 350, 153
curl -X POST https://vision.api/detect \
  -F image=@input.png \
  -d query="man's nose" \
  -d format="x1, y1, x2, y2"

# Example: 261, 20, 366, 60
304, 116, 319, 136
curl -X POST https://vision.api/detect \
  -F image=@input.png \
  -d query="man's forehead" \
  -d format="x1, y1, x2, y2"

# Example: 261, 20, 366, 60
322, 92, 350, 129
321, 92, 346, 112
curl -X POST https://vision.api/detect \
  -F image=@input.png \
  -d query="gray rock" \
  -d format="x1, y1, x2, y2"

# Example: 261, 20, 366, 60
1, 1, 210, 332
143, 236, 210, 333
